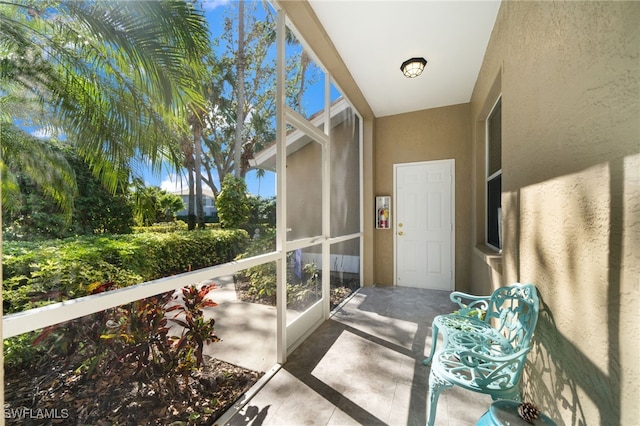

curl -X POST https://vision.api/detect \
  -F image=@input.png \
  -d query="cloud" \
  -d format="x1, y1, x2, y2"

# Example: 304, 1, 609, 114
201, 0, 231, 11
31, 128, 52, 139
31, 126, 59, 139
159, 173, 189, 193
158, 171, 220, 194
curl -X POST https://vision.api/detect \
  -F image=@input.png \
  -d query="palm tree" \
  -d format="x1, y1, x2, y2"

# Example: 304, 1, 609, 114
0, 0, 211, 205
0, 124, 76, 221
234, 0, 246, 178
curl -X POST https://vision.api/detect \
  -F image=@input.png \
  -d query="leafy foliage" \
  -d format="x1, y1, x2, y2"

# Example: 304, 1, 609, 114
0, 125, 76, 221
234, 227, 276, 298
236, 237, 323, 308
247, 196, 276, 228
2, 140, 134, 240
1, 0, 211, 193
286, 262, 321, 308
132, 185, 186, 226
2, 230, 249, 314
216, 174, 250, 229
9, 282, 221, 404
167, 284, 220, 370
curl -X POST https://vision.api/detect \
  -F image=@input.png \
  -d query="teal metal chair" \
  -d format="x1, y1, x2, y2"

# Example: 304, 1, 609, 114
423, 283, 539, 426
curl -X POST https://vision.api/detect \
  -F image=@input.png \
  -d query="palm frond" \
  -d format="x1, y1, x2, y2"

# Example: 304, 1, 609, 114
0, 124, 76, 220
1, 0, 211, 191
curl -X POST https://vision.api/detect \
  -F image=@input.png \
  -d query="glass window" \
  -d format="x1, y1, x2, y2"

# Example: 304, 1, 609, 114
286, 244, 323, 325
285, 123, 322, 241
330, 92, 361, 238
486, 97, 502, 250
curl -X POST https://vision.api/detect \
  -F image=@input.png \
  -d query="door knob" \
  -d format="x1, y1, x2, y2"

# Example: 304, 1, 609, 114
398, 231, 404, 236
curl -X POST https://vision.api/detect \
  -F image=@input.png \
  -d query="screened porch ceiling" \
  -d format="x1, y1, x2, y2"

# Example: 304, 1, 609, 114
306, 0, 501, 118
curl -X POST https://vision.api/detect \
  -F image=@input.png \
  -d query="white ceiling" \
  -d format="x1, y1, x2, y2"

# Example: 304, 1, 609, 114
308, 1, 501, 117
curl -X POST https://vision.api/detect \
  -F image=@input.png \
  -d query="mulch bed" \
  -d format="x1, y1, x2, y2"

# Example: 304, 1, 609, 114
5, 280, 357, 425
5, 356, 262, 425
234, 278, 357, 311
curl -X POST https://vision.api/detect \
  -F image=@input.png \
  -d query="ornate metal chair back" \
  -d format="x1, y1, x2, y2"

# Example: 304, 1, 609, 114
485, 283, 539, 351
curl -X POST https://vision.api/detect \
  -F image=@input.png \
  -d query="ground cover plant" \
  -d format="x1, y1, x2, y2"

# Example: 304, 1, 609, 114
2, 229, 248, 314
5, 283, 262, 425
3, 229, 257, 424
234, 230, 360, 311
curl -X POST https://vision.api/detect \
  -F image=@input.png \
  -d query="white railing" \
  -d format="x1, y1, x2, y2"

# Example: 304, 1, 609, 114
3, 251, 281, 339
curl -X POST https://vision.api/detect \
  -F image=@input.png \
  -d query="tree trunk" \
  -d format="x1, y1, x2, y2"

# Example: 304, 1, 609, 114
182, 135, 196, 230
193, 118, 205, 229
234, 0, 245, 177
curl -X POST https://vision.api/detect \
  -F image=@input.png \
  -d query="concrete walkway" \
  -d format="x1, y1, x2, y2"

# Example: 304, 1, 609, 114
224, 286, 493, 426
203, 275, 278, 373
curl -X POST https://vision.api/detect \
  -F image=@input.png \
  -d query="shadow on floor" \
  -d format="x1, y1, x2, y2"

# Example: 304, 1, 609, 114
227, 287, 492, 426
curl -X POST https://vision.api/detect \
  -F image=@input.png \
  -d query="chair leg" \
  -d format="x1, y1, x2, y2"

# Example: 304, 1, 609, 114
423, 322, 440, 365
491, 388, 521, 401
509, 388, 522, 401
426, 368, 453, 426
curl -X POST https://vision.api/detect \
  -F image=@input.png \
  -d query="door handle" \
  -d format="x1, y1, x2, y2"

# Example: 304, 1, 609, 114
398, 231, 404, 236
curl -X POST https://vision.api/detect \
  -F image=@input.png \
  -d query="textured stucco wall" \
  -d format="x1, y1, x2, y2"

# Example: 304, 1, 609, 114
469, 2, 640, 424
374, 104, 472, 290
286, 115, 360, 254
277, 0, 377, 285
286, 141, 323, 240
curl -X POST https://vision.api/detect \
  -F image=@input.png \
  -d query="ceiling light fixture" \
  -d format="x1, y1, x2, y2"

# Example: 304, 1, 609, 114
400, 57, 427, 78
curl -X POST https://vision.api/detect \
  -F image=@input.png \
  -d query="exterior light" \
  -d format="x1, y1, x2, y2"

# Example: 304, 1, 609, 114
400, 57, 427, 78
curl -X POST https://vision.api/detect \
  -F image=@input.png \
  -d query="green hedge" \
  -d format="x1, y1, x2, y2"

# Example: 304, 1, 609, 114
131, 221, 221, 234
3, 229, 249, 314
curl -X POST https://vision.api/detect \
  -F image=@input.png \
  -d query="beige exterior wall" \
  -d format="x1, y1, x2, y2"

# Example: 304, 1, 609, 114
469, 2, 639, 424
286, 114, 360, 257
374, 104, 473, 290
286, 141, 322, 240
282, 1, 639, 423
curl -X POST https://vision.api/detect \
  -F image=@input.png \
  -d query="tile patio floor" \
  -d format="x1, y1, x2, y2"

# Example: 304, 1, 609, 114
223, 286, 493, 426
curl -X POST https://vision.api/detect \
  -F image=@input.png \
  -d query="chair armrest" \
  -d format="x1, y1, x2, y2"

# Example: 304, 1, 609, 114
449, 291, 490, 311
457, 346, 532, 388
458, 346, 531, 365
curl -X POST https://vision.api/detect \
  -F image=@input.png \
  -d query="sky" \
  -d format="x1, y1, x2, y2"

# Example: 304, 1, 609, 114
148, 0, 342, 199
25, 0, 332, 199
146, 0, 278, 198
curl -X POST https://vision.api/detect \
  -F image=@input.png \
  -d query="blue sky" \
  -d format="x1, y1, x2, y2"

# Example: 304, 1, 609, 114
146, 0, 279, 197
143, 0, 340, 199
148, 0, 342, 199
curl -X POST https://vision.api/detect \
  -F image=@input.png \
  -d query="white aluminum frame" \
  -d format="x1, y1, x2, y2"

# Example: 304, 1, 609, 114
2, 0, 365, 382
485, 95, 502, 252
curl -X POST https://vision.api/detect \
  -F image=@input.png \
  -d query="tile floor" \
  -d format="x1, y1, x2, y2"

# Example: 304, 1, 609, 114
225, 286, 492, 426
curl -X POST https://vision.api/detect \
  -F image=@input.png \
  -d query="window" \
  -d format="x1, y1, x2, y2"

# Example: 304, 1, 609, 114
486, 97, 501, 250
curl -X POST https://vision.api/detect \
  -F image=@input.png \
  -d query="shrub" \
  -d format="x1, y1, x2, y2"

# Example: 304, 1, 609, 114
26, 283, 220, 399
216, 175, 250, 229
132, 221, 189, 233
2, 230, 249, 314
235, 228, 276, 298
246, 196, 276, 229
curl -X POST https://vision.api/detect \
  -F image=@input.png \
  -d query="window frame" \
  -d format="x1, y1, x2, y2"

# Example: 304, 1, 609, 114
485, 96, 502, 252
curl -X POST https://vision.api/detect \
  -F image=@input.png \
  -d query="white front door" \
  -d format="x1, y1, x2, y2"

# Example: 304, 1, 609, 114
395, 160, 454, 290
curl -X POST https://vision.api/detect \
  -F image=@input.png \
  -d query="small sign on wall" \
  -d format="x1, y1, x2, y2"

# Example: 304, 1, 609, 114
376, 196, 391, 229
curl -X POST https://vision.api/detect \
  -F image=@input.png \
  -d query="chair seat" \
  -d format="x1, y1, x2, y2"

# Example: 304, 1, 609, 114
446, 328, 514, 356
433, 313, 492, 335
424, 283, 540, 426
432, 329, 519, 393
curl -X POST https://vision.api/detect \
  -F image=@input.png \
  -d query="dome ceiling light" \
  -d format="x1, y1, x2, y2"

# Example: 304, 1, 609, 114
400, 57, 427, 78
